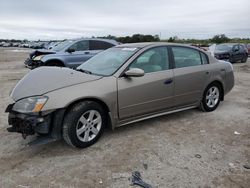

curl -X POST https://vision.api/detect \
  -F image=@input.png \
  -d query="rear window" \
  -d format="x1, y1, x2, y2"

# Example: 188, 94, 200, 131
89, 40, 114, 50
200, 52, 209, 64
172, 47, 202, 68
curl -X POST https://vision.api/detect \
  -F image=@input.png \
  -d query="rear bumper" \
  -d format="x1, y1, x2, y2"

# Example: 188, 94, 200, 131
5, 104, 65, 139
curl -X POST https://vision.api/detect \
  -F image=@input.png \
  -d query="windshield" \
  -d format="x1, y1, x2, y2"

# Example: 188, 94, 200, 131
51, 40, 74, 52
77, 47, 138, 76
215, 44, 233, 51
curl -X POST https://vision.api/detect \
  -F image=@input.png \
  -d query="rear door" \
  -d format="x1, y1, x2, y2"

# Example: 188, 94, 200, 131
117, 46, 174, 119
171, 46, 209, 107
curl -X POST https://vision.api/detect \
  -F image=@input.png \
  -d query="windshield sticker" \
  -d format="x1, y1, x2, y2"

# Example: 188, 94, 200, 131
121, 48, 137, 51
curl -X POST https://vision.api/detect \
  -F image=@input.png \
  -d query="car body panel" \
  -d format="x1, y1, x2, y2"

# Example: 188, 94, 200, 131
117, 70, 174, 119
173, 65, 209, 107
10, 67, 102, 101
42, 76, 119, 125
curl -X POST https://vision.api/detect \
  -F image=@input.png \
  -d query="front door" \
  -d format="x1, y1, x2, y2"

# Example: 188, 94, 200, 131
117, 46, 174, 119
65, 40, 92, 68
232, 44, 241, 62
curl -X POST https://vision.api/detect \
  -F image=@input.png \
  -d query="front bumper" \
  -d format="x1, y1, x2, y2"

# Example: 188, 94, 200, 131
214, 54, 230, 61
24, 58, 42, 69
6, 105, 52, 138
5, 104, 65, 140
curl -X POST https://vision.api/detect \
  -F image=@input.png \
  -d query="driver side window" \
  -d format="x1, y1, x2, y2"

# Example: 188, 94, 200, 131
69, 40, 89, 51
129, 47, 169, 73
233, 45, 239, 51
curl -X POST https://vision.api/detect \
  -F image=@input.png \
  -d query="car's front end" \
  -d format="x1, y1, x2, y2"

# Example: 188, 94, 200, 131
214, 44, 234, 62
24, 49, 56, 68
214, 52, 231, 61
5, 66, 103, 142
24, 55, 45, 68
6, 96, 54, 138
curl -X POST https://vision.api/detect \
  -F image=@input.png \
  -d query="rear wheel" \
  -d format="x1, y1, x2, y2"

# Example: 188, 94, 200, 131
200, 83, 222, 112
63, 101, 107, 148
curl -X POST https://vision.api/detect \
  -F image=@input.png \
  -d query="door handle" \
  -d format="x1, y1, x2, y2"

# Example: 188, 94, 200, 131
220, 69, 225, 71
205, 71, 210, 75
84, 51, 90, 54
164, 78, 173, 85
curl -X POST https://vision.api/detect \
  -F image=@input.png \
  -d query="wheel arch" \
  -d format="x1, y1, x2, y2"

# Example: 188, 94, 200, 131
64, 97, 112, 129
44, 59, 65, 66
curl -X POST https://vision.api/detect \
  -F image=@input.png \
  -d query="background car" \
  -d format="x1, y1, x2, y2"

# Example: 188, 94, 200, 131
6, 43, 234, 148
214, 43, 248, 63
24, 38, 119, 69
244, 43, 250, 56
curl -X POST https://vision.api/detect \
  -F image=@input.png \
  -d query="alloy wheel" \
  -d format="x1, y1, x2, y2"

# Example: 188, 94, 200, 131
206, 86, 220, 108
76, 110, 102, 142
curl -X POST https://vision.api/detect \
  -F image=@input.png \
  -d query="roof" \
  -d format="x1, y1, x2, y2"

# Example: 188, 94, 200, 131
115, 42, 200, 50
69, 38, 119, 45
116, 42, 158, 48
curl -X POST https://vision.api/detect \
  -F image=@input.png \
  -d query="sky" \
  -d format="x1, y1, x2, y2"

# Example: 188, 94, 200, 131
0, 0, 249, 40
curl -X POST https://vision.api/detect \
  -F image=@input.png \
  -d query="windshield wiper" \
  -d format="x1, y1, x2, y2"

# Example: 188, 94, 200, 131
76, 69, 92, 74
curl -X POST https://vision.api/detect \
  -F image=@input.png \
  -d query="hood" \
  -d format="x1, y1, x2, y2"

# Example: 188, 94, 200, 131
30, 49, 56, 58
214, 49, 231, 54
11, 67, 102, 101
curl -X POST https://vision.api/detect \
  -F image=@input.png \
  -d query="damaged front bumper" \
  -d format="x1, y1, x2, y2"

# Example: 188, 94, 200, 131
7, 110, 52, 138
24, 58, 42, 69
5, 104, 65, 142
214, 53, 231, 61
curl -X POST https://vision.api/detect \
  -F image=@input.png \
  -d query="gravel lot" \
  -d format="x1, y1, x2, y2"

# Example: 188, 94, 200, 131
0, 47, 249, 188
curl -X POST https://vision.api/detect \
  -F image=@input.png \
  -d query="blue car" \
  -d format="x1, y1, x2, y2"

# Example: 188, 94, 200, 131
24, 38, 119, 69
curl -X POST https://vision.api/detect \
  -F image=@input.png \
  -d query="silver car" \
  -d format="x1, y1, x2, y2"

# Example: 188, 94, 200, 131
24, 38, 119, 69
6, 43, 234, 148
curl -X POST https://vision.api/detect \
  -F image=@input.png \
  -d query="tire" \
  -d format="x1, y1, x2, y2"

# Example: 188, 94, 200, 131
63, 101, 107, 148
241, 54, 248, 63
199, 83, 222, 112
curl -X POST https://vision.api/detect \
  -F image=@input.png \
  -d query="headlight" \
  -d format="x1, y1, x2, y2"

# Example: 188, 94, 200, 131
32, 55, 44, 61
12, 96, 48, 113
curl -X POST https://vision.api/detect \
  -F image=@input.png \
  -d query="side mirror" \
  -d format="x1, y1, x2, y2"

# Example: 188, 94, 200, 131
124, 68, 145, 77
66, 48, 75, 53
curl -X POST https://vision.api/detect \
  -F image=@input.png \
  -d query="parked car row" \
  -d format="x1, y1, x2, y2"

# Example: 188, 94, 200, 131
0, 41, 48, 48
24, 38, 119, 69
6, 43, 234, 148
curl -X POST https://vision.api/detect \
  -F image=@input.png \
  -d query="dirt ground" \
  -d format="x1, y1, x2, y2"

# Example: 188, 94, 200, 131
0, 47, 249, 188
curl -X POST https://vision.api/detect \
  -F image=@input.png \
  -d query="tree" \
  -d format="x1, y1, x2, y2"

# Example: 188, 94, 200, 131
116, 34, 159, 43
211, 34, 230, 44
168, 37, 175, 42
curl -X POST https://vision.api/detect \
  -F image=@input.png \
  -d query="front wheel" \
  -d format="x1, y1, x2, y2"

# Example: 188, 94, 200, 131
63, 101, 107, 148
200, 83, 222, 112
